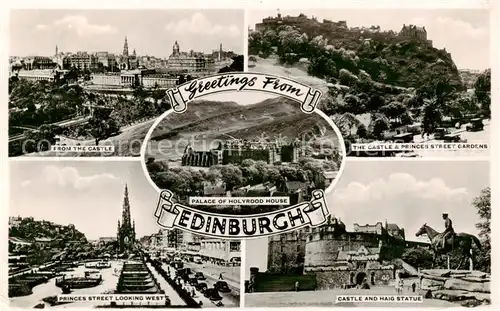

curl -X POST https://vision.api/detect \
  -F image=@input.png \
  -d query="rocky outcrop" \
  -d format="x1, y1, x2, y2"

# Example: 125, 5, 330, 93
419, 269, 490, 306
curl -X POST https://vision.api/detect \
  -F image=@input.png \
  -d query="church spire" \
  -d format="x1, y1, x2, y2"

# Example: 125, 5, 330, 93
122, 184, 131, 228
123, 37, 129, 57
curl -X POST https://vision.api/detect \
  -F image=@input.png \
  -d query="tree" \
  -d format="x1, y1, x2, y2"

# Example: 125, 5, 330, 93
421, 99, 442, 135
356, 123, 368, 139
474, 187, 490, 273
401, 248, 434, 270
366, 94, 385, 111
218, 55, 244, 73
474, 69, 491, 118
85, 109, 120, 145
370, 114, 390, 139
23, 124, 63, 153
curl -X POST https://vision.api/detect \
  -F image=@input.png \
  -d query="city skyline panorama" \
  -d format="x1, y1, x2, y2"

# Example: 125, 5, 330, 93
249, 9, 490, 71
10, 10, 244, 57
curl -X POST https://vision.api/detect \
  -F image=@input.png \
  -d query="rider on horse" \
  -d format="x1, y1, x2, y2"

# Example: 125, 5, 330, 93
441, 213, 455, 248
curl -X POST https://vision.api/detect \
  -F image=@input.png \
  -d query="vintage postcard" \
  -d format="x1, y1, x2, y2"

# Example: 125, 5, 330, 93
2, 1, 496, 311
244, 160, 491, 307
247, 8, 491, 158
8, 9, 244, 157
8, 161, 241, 308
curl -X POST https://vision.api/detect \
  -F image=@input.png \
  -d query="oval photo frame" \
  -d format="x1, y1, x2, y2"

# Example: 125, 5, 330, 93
140, 72, 347, 239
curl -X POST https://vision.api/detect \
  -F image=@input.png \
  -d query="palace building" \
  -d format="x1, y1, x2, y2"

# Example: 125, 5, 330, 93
117, 184, 136, 253
181, 139, 300, 167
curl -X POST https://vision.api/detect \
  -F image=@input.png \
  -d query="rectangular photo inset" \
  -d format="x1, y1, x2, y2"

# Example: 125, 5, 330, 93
248, 9, 490, 157
9, 9, 244, 157
8, 161, 241, 308
244, 160, 490, 308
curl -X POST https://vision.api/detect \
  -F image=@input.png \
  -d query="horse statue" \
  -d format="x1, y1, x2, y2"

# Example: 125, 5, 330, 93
415, 223, 481, 270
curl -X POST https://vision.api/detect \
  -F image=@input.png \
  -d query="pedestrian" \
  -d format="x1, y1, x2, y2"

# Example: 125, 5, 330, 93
219, 273, 223, 280
399, 279, 404, 294
411, 282, 416, 293
295, 281, 299, 292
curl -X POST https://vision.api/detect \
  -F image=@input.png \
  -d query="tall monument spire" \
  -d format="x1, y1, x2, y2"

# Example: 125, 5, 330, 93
123, 37, 129, 57
122, 184, 131, 228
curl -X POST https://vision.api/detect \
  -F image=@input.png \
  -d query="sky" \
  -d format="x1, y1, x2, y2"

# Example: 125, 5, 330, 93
10, 10, 244, 57
249, 9, 490, 70
9, 161, 163, 240
245, 160, 490, 277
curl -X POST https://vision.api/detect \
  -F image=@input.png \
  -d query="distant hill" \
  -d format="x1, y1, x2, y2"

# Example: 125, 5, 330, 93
150, 100, 242, 140
150, 96, 337, 145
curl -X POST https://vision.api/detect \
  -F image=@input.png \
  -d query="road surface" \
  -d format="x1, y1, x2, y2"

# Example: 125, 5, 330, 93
245, 286, 455, 308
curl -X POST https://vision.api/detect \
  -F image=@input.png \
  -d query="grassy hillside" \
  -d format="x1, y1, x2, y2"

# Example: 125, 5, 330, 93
150, 96, 336, 145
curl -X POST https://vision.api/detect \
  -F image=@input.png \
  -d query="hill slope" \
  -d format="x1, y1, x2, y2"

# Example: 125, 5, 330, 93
249, 20, 463, 90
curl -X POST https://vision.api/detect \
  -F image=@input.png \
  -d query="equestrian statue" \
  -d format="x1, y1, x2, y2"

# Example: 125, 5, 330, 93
415, 213, 482, 270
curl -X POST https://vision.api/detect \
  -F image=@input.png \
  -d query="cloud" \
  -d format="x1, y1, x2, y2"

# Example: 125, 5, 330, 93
165, 13, 240, 37
42, 166, 118, 190
35, 24, 48, 30
436, 17, 487, 38
329, 173, 475, 240
35, 15, 118, 37
21, 180, 32, 188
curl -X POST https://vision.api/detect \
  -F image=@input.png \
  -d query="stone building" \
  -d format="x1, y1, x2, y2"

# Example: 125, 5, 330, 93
90, 69, 177, 89
266, 217, 429, 289
67, 51, 99, 71
117, 184, 136, 253
399, 24, 433, 46
22, 56, 56, 70
167, 41, 215, 74
117, 37, 139, 71
199, 239, 241, 265
181, 139, 299, 168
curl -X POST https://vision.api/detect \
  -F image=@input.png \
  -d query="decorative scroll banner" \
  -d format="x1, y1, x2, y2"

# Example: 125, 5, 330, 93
166, 72, 322, 114
154, 189, 330, 239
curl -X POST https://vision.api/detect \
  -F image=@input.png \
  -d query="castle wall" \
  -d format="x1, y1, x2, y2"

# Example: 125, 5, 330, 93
304, 232, 381, 268
267, 231, 307, 273
311, 268, 395, 290
222, 149, 270, 165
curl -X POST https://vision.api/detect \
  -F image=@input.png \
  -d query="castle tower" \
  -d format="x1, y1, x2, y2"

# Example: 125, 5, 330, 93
123, 37, 129, 57
117, 184, 135, 253
173, 41, 180, 56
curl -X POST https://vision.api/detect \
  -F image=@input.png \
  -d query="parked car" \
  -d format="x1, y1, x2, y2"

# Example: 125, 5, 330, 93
195, 272, 205, 280
204, 288, 222, 301
466, 118, 484, 132
189, 277, 198, 286
433, 128, 462, 142
215, 281, 231, 293
196, 282, 208, 293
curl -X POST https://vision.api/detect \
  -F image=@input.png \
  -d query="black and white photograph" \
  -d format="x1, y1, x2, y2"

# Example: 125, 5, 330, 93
244, 160, 491, 307
8, 161, 241, 308
248, 9, 490, 157
8, 9, 244, 157
143, 91, 344, 215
